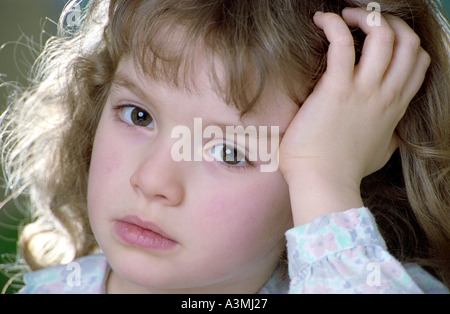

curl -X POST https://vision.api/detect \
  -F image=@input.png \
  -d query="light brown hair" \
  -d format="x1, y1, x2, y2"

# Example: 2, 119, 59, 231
1, 0, 449, 287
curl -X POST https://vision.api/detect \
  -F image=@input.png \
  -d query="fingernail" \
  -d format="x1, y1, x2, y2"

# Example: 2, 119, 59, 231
315, 11, 324, 16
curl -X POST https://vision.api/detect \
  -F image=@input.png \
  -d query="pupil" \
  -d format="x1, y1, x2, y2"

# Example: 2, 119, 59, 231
222, 146, 239, 165
132, 109, 151, 126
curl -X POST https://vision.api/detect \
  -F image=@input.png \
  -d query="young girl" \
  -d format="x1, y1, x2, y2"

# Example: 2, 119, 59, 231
1, 0, 449, 294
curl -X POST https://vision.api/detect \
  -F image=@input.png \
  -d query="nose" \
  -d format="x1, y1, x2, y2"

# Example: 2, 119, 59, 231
130, 140, 185, 207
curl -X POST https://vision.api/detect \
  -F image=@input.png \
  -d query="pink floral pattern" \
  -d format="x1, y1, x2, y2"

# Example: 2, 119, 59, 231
285, 207, 448, 294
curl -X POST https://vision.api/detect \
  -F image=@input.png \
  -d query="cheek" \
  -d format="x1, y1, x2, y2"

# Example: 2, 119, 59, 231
89, 138, 123, 194
87, 117, 128, 226
192, 173, 292, 259
87, 135, 110, 231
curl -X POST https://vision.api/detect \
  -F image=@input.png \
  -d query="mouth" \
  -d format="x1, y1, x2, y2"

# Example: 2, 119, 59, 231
113, 215, 178, 251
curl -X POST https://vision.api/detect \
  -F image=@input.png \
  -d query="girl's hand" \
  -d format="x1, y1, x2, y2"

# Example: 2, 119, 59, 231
279, 8, 431, 225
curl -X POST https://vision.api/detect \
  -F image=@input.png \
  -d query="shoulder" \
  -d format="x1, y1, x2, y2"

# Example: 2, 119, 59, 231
18, 254, 109, 294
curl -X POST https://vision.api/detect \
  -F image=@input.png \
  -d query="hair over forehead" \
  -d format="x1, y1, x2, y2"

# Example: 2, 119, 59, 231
102, 0, 324, 114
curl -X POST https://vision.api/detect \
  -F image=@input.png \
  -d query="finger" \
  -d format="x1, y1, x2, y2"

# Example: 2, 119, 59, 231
341, 7, 395, 84
313, 11, 355, 82
382, 15, 430, 94
395, 49, 431, 112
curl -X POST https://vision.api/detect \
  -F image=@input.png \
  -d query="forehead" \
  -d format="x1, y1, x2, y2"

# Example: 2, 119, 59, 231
106, 0, 313, 122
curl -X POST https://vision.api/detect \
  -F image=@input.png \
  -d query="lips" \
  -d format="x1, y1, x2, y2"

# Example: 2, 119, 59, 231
113, 215, 178, 250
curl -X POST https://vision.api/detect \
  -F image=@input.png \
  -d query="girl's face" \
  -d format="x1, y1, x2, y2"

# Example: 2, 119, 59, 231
87, 56, 299, 293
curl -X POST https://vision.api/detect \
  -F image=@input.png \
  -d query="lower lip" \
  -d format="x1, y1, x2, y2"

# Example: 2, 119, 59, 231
113, 221, 178, 250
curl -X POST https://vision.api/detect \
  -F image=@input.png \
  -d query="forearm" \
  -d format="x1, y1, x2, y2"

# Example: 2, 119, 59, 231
286, 167, 364, 226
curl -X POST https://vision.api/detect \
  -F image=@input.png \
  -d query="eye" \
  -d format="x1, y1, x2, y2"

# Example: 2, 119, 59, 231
209, 143, 247, 166
120, 105, 154, 129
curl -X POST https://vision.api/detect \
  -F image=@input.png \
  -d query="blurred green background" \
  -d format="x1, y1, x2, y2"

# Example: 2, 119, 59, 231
0, 0, 449, 294
0, 0, 70, 294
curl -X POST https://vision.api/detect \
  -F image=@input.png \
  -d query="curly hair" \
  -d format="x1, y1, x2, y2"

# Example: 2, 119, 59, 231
1, 0, 449, 287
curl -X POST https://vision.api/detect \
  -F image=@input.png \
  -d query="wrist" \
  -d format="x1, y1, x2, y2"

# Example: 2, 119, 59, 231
284, 167, 364, 226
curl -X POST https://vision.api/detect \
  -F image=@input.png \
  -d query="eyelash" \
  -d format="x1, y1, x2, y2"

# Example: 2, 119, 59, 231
112, 103, 154, 130
220, 160, 254, 171
205, 142, 255, 171
111, 103, 255, 171
219, 161, 254, 171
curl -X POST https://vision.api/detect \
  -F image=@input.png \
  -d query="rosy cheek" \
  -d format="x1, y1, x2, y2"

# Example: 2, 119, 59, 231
89, 113, 131, 185
195, 181, 288, 243
88, 123, 124, 205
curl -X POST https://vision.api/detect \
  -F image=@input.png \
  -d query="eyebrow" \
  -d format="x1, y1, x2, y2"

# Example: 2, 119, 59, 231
111, 72, 150, 101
